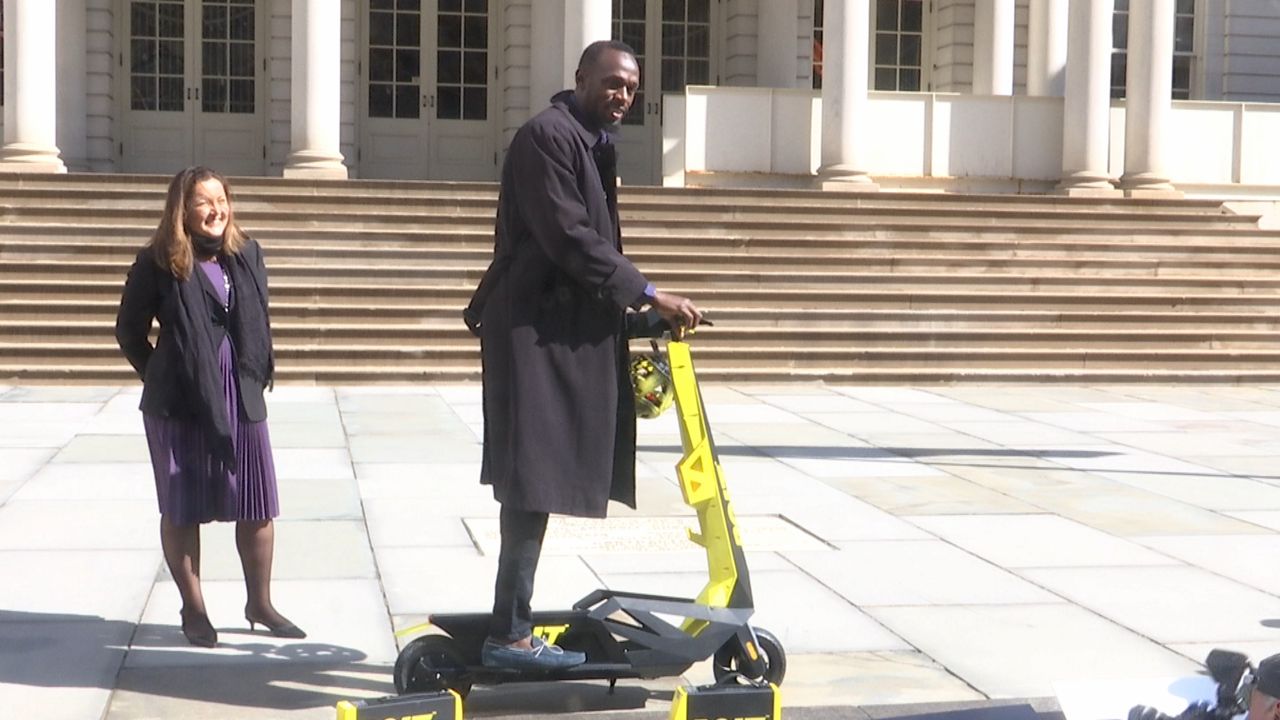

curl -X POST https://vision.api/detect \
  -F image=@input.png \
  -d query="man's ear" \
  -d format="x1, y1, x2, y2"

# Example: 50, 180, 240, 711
574, 68, 585, 89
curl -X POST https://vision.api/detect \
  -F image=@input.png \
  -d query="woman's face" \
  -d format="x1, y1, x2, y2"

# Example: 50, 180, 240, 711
185, 177, 230, 239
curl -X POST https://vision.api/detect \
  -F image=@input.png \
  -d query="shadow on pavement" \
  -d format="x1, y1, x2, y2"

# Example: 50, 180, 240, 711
0, 609, 389, 711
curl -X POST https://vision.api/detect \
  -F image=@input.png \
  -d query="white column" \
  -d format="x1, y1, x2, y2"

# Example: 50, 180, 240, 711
532, 0, 612, 115
972, 0, 1014, 95
1119, 0, 1180, 196
1027, 0, 1068, 96
563, 0, 612, 86
56, 0, 89, 171
1056, 0, 1119, 196
283, 0, 348, 178
758, 0, 801, 88
818, 0, 877, 190
0, 0, 66, 172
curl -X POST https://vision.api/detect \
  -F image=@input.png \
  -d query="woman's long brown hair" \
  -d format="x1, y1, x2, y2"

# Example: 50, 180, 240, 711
148, 166, 248, 280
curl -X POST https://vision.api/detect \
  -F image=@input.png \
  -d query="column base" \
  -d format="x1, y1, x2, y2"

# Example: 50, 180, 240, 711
1054, 171, 1120, 197
283, 150, 349, 179
1119, 173, 1183, 198
0, 143, 67, 173
816, 165, 880, 192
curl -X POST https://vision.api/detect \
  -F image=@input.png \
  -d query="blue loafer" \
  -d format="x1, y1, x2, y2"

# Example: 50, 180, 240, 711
481, 636, 586, 670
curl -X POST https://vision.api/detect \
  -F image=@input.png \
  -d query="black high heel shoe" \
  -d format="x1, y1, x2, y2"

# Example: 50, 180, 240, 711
180, 608, 218, 648
245, 606, 307, 639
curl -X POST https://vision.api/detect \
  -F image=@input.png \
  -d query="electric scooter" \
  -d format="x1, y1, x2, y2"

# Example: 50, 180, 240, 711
391, 335, 786, 698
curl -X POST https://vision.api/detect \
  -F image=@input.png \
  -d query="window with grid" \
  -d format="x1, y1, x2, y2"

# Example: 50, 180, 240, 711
369, 0, 421, 119
874, 0, 923, 91
436, 0, 488, 121
1111, 0, 1196, 99
130, 1, 185, 111
813, 0, 824, 89
660, 0, 711, 93
202, 0, 255, 113
611, 0, 647, 126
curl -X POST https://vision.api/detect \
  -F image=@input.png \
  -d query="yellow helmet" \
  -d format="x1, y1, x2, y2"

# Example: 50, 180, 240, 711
630, 342, 674, 419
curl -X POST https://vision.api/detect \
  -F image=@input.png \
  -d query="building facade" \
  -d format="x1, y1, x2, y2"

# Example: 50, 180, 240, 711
3, 0, 1280, 193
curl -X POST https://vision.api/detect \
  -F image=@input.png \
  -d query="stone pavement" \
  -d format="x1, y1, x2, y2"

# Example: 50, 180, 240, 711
4, 381, 1280, 719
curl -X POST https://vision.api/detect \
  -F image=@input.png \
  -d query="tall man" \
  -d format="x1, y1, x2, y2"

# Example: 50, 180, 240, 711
468, 40, 703, 670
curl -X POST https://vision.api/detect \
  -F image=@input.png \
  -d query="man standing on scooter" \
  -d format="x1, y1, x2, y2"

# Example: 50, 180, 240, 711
464, 40, 704, 670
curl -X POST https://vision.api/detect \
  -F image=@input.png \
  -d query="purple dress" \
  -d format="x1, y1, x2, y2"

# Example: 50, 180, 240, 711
143, 259, 280, 526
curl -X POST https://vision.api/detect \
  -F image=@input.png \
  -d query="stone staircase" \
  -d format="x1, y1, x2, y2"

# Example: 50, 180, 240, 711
2, 173, 1279, 383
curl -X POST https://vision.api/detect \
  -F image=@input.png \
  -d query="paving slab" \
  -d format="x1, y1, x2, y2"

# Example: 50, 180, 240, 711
12, 461, 155, 501
1019, 565, 1280, 644
272, 448, 355, 480
169, 520, 377, 581
0, 617, 134, 720
823, 474, 1040, 515
128, 578, 397, 668
267, 420, 350, 448
50, 433, 150, 463
0, 499, 158, 550
376, 547, 598, 616
106, 662, 393, 719
786, 541, 1062, 606
867, 604, 1200, 698
275, 476, 364, 521
348, 433, 482, 463
466, 514, 830, 555
1137, 534, 1280, 596
907, 515, 1178, 568
0, 549, 159, 621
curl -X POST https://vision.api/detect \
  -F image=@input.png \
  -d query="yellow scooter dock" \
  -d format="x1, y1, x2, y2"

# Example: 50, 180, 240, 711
336, 689, 463, 720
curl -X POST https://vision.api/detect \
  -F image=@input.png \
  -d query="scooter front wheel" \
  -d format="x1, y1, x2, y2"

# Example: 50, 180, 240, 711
712, 627, 786, 686
393, 634, 473, 698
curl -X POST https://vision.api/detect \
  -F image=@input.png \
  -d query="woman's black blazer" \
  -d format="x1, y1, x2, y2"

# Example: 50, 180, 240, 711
115, 239, 273, 423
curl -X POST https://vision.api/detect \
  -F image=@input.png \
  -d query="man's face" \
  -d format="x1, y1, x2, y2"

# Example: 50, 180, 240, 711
1246, 689, 1280, 720
574, 49, 640, 128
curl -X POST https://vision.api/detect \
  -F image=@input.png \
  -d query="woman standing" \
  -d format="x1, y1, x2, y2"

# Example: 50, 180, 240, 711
116, 166, 304, 647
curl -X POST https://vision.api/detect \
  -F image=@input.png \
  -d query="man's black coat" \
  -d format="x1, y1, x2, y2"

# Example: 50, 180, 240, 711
476, 90, 650, 517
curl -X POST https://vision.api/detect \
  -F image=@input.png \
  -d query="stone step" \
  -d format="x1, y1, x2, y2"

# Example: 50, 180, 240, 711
7, 240, 1280, 276
8, 223, 1278, 250
8, 299, 1278, 331
11, 261, 1280, 296
8, 363, 1280, 385
6, 279, 1278, 312
0, 172, 1235, 214
2, 192, 1253, 227
3, 205, 1272, 237
13, 320, 1280, 350
6, 342, 1280, 371
10, 240, 1280, 274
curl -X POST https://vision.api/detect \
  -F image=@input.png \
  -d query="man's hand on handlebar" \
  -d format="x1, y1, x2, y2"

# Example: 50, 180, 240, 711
651, 290, 704, 333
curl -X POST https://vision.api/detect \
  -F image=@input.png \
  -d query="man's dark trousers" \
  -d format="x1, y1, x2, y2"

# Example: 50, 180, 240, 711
489, 504, 550, 642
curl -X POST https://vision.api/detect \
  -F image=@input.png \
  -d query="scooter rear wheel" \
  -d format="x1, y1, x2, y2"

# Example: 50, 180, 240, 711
393, 634, 473, 698
712, 627, 786, 686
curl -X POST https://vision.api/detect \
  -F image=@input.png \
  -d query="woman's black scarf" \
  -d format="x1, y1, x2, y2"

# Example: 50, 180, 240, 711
169, 241, 273, 464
